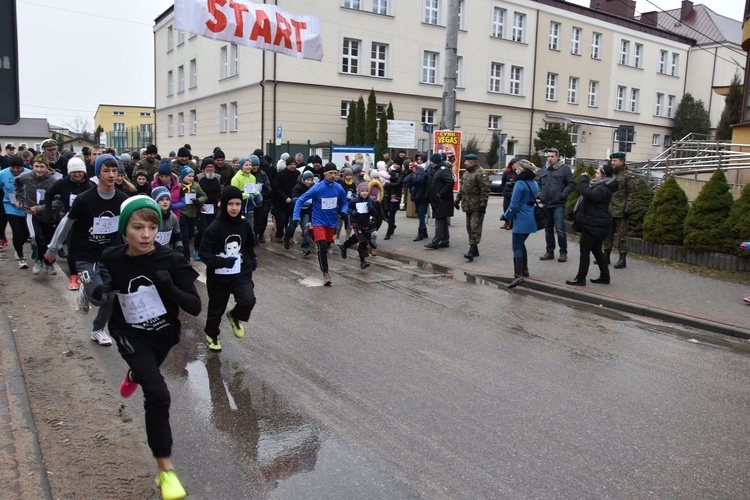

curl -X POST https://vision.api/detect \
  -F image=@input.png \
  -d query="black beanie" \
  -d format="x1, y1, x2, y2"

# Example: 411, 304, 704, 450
146, 144, 158, 154
213, 150, 226, 160
220, 186, 243, 222
201, 157, 216, 169
177, 147, 190, 158
8, 155, 23, 167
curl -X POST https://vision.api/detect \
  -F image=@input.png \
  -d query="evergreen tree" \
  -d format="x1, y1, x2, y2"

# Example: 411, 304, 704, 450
377, 111, 388, 154
530, 152, 543, 169
627, 179, 655, 239
461, 136, 480, 158
345, 100, 356, 144
533, 123, 575, 158
643, 176, 689, 245
683, 169, 733, 252
364, 89, 377, 146
353, 96, 365, 145
486, 133, 500, 169
672, 93, 710, 141
386, 101, 394, 120
715, 74, 742, 141
565, 164, 597, 220
722, 182, 750, 256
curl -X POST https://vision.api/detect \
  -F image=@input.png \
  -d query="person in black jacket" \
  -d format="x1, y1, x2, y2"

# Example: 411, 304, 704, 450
403, 154, 429, 241
271, 157, 300, 241
383, 159, 404, 240
424, 153, 454, 249
566, 165, 619, 286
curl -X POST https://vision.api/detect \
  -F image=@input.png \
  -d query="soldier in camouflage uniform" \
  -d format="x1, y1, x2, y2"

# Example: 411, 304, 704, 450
603, 151, 637, 269
455, 154, 490, 261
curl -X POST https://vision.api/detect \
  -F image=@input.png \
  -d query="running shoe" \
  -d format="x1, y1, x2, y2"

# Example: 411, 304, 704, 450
119, 371, 138, 398
68, 275, 80, 290
339, 244, 347, 259
32, 260, 43, 275
0, 239, 8, 250
360, 260, 370, 269
193, 250, 201, 261
369, 248, 378, 257
77, 286, 90, 314
45, 263, 56, 275
206, 335, 222, 352
283, 238, 290, 250
90, 329, 112, 346
744, 293, 750, 304
18, 258, 28, 269
155, 470, 187, 500
323, 272, 332, 286
226, 311, 244, 338
301, 246, 311, 256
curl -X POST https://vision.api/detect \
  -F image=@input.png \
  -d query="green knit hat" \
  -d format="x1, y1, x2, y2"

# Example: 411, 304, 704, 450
119, 195, 163, 234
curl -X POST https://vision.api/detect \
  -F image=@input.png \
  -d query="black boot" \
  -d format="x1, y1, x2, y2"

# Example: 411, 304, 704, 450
413, 228, 427, 241
472, 244, 479, 257
605, 249, 611, 265
522, 249, 529, 277
614, 252, 627, 269
464, 244, 476, 261
508, 257, 525, 289
590, 276, 610, 284
565, 276, 586, 286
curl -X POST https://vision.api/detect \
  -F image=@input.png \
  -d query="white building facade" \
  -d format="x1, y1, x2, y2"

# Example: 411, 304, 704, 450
153, 0, 743, 164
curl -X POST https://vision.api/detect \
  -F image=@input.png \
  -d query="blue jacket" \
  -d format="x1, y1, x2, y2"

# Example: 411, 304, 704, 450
0, 167, 30, 217
504, 172, 538, 235
293, 178, 348, 228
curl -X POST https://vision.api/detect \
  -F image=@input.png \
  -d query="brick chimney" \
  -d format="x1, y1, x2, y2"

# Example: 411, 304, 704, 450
640, 11, 658, 27
589, 0, 636, 19
681, 0, 694, 22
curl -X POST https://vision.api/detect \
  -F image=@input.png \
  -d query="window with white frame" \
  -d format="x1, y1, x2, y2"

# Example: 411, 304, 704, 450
219, 104, 228, 133
178, 112, 184, 136
376, 104, 386, 120
569, 125, 580, 145
113, 110, 125, 116
489, 62, 503, 93
568, 77, 579, 104
546, 73, 558, 101
344, 0, 360, 8
659, 50, 668, 73
667, 95, 675, 118
371, 42, 387, 77
456, 56, 464, 87
571, 27, 581, 55
167, 26, 173, 52
655, 92, 664, 116
220, 46, 228, 79
421, 108, 437, 125
491, 7, 505, 38
619, 40, 630, 65
113, 122, 125, 132
549, 21, 560, 50
167, 115, 173, 137
341, 101, 352, 118
591, 32, 601, 59
588, 80, 599, 107
167, 70, 173, 96
664, 135, 672, 146
670, 53, 679, 76
488, 115, 502, 130
633, 43, 643, 68
509, 66, 522, 95
458, 1, 464, 30
177, 30, 185, 46
373, 0, 387, 14
652, 134, 661, 146
629, 88, 640, 112
454, 111, 461, 128
230, 43, 238, 76
512, 13, 525, 42
189, 59, 196, 89
220, 44, 238, 79
424, 0, 438, 24
422, 51, 438, 84
230, 102, 238, 132
140, 112, 151, 117
177, 65, 184, 93
190, 110, 196, 135
189, 32, 196, 40
342, 38, 360, 74
615, 85, 626, 110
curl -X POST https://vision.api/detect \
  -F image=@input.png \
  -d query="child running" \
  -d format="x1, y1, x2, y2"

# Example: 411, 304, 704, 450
152, 187, 183, 252
339, 182, 379, 269
198, 186, 257, 352
99, 195, 200, 500
0, 155, 30, 268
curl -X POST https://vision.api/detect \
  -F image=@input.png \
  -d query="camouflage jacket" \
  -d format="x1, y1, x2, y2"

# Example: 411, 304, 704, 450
609, 165, 637, 217
456, 164, 490, 212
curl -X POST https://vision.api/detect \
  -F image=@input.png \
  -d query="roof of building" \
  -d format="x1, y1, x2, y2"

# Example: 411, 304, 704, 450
0, 118, 49, 139
650, 4, 742, 46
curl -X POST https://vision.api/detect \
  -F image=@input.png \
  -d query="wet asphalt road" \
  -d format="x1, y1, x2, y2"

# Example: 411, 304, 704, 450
107, 244, 750, 498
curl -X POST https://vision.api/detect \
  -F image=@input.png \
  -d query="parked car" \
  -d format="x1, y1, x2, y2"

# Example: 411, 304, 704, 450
489, 172, 505, 194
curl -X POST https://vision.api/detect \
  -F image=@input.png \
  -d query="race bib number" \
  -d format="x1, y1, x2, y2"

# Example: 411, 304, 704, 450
203, 203, 215, 214
321, 197, 336, 210
9, 193, 16, 204
184, 193, 196, 204
243, 183, 256, 194
356, 202, 368, 214
92, 216, 119, 235
214, 252, 241, 275
53, 172, 63, 181
69, 194, 77, 207
155, 230, 172, 246
36, 189, 45, 204
347, 191, 354, 199
117, 285, 167, 324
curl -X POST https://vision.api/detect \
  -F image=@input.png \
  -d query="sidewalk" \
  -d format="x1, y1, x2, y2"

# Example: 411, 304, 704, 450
373, 196, 750, 339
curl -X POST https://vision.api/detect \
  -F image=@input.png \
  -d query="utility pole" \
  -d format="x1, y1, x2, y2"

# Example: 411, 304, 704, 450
439, 0, 459, 131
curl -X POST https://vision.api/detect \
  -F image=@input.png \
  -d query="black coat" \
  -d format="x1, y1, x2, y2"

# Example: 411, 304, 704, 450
428, 161, 455, 218
574, 176, 619, 240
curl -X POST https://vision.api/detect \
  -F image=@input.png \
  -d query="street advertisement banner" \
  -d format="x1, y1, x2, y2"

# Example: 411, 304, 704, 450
175, 0, 324, 61
433, 130, 461, 192
331, 146, 375, 171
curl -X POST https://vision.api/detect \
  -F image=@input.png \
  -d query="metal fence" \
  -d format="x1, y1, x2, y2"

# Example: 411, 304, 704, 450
102, 126, 154, 155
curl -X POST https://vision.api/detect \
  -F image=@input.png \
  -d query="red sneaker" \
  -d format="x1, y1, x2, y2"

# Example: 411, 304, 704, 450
119, 372, 138, 398
68, 275, 80, 291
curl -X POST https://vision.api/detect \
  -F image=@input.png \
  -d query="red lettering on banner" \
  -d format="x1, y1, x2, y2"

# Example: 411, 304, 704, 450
273, 13, 292, 49
228, 1, 249, 37
206, 0, 228, 33
249, 10, 272, 43
290, 19, 306, 53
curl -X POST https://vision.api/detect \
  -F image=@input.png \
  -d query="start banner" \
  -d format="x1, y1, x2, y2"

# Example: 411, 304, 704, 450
174, 0, 323, 61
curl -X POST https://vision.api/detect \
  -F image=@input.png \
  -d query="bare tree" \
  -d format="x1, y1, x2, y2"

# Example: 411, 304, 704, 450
67, 115, 92, 142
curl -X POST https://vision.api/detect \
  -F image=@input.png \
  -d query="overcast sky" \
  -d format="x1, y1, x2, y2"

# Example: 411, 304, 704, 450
15, 0, 746, 131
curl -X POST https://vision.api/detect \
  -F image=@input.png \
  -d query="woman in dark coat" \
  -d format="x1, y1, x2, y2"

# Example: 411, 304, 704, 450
502, 160, 538, 288
424, 153, 455, 249
566, 165, 619, 286
500, 158, 518, 230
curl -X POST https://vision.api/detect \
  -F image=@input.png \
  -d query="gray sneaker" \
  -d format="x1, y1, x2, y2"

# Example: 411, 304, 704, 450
77, 286, 90, 314
90, 329, 112, 346
32, 260, 43, 275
